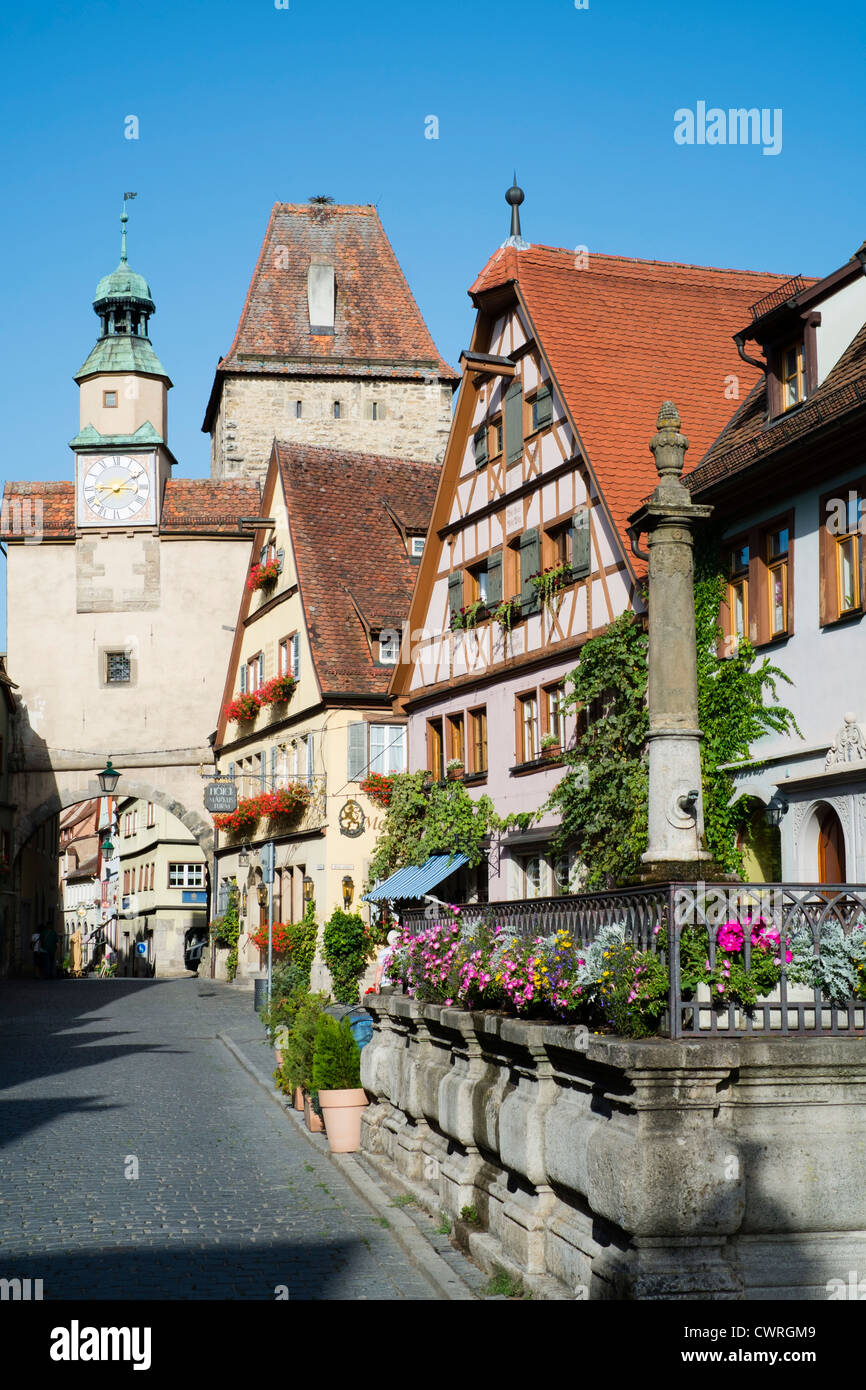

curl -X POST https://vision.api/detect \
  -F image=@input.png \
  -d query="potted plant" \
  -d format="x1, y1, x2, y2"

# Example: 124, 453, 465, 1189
446, 758, 464, 781
283, 992, 328, 1129
359, 772, 395, 807
259, 674, 296, 705
312, 1014, 368, 1153
450, 598, 488, 631
540, 733, 562, 761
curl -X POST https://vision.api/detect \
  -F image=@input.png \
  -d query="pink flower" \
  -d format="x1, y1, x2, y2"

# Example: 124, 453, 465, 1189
716, 983, 725, 994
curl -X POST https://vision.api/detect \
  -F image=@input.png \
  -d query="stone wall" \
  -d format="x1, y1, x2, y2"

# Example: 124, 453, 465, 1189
210, 375, 454, 483
361, 993, 866, 1300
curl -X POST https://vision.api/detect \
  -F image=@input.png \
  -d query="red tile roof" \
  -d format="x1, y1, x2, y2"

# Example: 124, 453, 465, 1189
470, 244, 810, 560
204, 204, 457, 428
1, 481, 76, 539
688, 319, 866, 496
275, 442, 439, 695
160, 478, 262, 534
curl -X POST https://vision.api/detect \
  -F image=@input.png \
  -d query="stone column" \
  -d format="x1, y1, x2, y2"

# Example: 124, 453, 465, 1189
628, 402, 713, 877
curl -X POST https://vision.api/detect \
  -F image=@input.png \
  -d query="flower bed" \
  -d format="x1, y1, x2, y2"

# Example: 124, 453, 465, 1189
247, 559, 281, 591
385, 908, 866, 1038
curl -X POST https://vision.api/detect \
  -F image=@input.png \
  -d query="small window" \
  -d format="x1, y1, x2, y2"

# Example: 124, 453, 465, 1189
489, 417, 503, 460
333, 401, 342, 420
523, 855, 544, 899
371, 401, 385, 421
106, 652, 131, 684
168, 863, 205, 889
518, 693, 539, 763
469, 706, 488, 774
295, 400, 303, 419
544, 684, 564, 744
409, 536, 425, 558
780, 340, 805, 411
103, 390, 117, 408
767, 527, 789, 636
447, 714, 465, 765
378, 631, 400, 664
727, 546, 749, 647
146, 802, 155, 828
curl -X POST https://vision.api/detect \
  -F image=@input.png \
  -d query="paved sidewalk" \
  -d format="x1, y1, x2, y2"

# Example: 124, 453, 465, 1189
0, 977, 450, 1300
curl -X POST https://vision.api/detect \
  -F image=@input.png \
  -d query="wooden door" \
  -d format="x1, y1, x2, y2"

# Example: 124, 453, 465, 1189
818, 808, 846, 883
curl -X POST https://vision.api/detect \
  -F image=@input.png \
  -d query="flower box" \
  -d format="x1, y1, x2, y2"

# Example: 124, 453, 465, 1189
259, 674, 296, 705
247, 559, 282, 592
530, 563, 573, 607
212, 797, 262, 834
360, 773, 395, 807
492, 596, 521, 632
450, 599, 489, 631
224, 691, 262, 723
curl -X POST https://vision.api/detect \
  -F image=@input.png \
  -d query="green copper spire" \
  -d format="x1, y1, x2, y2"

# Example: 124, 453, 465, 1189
75, 196, 169, 383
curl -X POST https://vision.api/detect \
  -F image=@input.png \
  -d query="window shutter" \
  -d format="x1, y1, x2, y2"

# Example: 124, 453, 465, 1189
260, 756, 266, 791
270, 747, 277, 784
505, 381, 524, 465
447, 570, 463, 620
239, 665, 247, 694
473, 425, 488, 468
535, 384, 553, 428
572, 509, 591, 578
519, 528, 541, 609
291, 633, 300, 680
258, 653, 265, 686
347, 722, 367, 781
306, 734, 315, 784
486, 549, 503, 605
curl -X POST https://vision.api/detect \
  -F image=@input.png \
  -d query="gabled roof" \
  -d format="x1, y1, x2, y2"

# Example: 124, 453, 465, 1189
275, 442, 439, 695
688, 317, 866, 498
470, 243, 806, 555
203, 203, 458, 429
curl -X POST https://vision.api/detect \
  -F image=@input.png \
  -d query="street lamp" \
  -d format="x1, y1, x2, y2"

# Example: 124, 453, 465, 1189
342, 875, 355, 910
238, 843, 251, 868
101, 836, 115, 857
765, 792, 789, 829
97, 758, 121, 794
303, 875, 315, 905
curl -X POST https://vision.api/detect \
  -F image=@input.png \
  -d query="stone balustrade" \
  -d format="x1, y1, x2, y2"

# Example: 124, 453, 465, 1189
361, 991, 866, 1299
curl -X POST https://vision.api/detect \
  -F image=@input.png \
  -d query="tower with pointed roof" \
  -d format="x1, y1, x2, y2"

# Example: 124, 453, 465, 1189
71, 198, 173, 528
203, 202, 459, 483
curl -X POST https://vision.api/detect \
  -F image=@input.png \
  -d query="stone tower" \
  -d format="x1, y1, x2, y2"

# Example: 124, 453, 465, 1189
203, 202, 459, 483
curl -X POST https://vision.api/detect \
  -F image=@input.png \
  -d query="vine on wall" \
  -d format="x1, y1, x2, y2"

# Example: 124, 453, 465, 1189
546, 534, 800, 887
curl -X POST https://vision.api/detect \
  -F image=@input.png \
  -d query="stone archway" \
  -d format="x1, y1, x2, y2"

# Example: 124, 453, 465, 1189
799, 800, 849, 884
13, 777, 213, 863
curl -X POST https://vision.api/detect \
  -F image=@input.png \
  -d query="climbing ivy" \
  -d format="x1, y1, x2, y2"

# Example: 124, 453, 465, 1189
546, 533, 800, 887
367, 771, 530, 887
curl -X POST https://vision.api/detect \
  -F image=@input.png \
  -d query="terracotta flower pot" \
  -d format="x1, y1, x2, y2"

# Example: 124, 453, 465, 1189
318, 1088, 369, 1153
293, 1086, 304, 1112
304, 1093, 324, 1133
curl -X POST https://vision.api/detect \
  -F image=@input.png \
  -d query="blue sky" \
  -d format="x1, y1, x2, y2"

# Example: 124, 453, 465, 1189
0, 0, 863, 516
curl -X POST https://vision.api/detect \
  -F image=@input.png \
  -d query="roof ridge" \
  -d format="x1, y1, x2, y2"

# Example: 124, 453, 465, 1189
514, 242, 814, 282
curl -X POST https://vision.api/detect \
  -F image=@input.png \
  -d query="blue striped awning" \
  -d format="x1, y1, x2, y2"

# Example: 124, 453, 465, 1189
363, 853, 469, 903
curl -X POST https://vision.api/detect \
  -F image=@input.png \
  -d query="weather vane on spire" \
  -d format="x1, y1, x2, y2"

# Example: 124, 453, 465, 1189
120, 192, 137, 264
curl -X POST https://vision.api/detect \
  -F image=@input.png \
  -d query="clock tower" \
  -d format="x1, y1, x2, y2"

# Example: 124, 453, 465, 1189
72, 198, 172, 528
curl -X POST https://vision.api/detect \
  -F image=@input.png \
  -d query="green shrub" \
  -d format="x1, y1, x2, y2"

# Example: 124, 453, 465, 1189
322, 909, 373, 1004
311, 1014, 362, 1094
282, 992, 328, 1094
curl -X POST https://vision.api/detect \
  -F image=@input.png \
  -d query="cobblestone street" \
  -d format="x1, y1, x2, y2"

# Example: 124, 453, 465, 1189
0, 978, 442, 1300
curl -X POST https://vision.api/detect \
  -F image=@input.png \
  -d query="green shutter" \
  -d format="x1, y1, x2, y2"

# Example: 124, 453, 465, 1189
535, 384, 553, 427
347, 722, 367, 781
519, 529, 541, 610
473, 425, 488, 468
505, 381, 524, 466
447, 570, 464, 619
572, 509, 591, 578
486, 549, 503, 605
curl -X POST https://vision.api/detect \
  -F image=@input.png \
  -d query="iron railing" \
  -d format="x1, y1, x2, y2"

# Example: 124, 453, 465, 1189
402, 883, 866, 1039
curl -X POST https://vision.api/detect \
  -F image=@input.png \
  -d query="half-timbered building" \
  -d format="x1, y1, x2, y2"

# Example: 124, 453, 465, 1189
389, 193, 795, 901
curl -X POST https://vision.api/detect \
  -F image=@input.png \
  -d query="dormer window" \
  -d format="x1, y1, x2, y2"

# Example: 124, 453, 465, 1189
307, 262, 336, 334
409, 536, 425, 558
780, 340, 806, 411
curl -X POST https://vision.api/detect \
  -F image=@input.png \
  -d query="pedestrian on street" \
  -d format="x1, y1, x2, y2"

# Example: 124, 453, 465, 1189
40, 922, 58, 979
31, 928, 44, 978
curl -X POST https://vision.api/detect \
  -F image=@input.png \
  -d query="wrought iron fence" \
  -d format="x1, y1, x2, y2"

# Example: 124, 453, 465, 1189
402, 882, 866, 1039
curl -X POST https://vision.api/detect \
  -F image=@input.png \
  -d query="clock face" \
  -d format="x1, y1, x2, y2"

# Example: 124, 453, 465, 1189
81, 455, 153, 523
